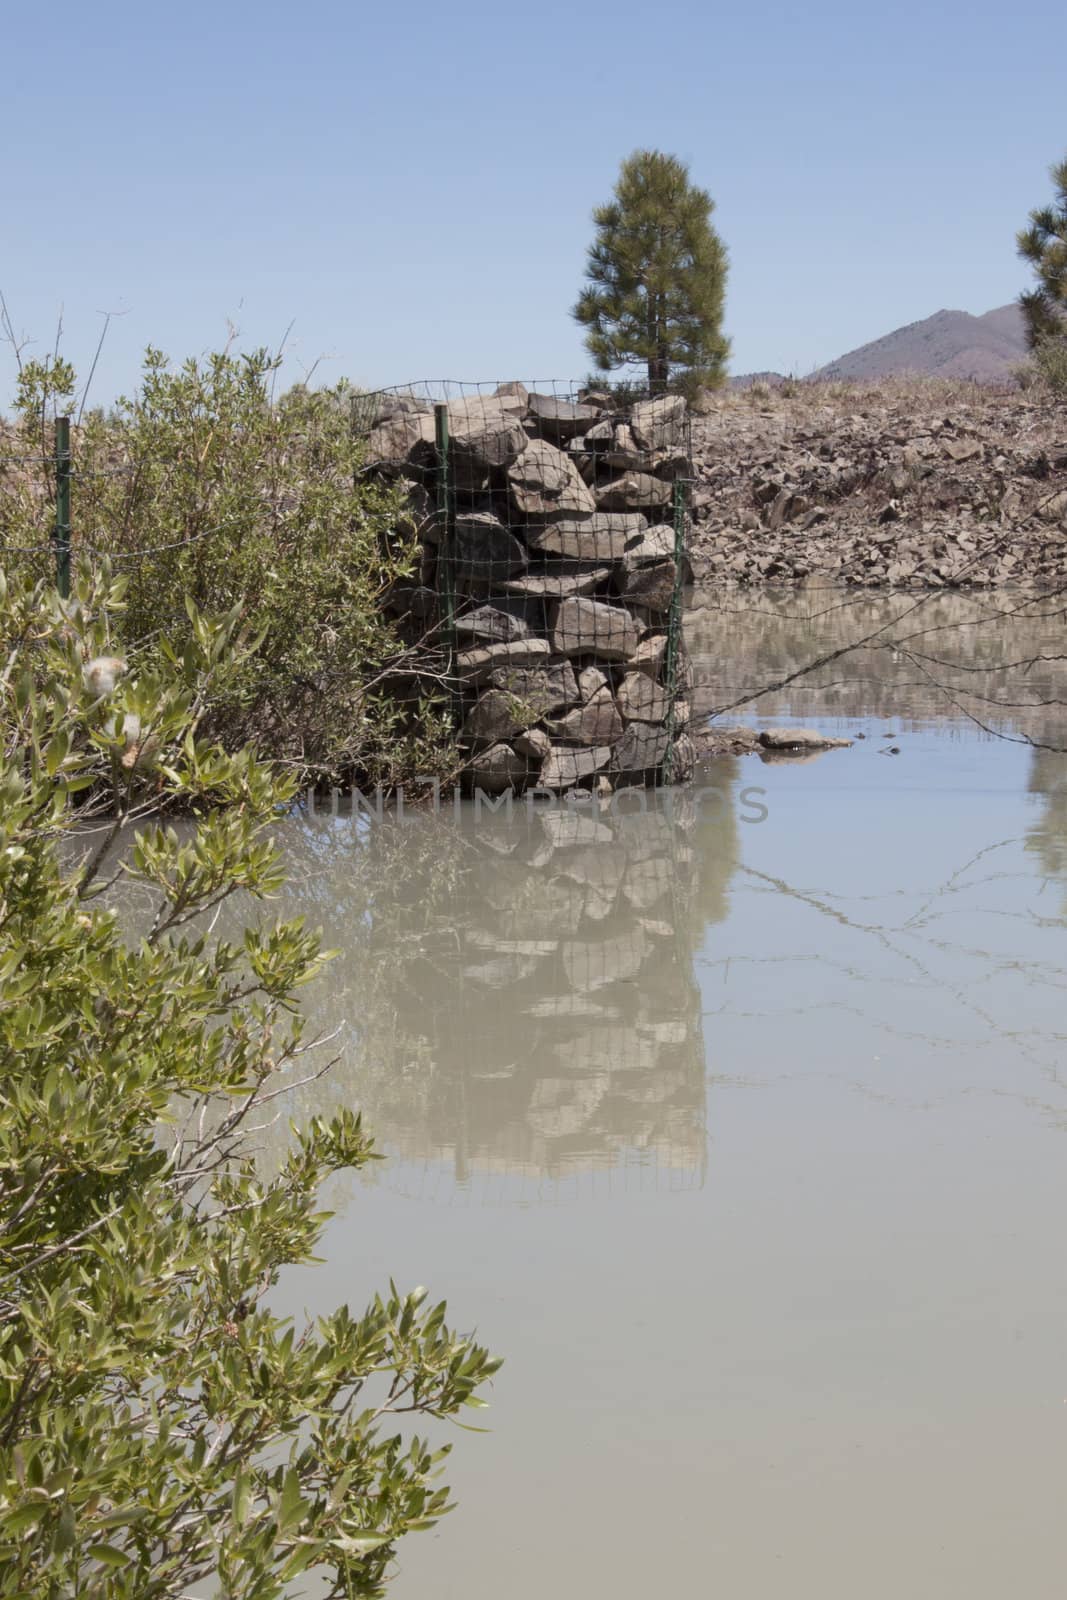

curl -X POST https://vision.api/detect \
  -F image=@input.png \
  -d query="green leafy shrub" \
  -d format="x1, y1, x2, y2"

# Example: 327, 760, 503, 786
2, 347, 454, 787
0, 565, 498, 1597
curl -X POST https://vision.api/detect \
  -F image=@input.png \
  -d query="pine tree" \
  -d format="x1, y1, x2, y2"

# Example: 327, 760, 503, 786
573, 150, 730, 394
1017, 154, 1067, 349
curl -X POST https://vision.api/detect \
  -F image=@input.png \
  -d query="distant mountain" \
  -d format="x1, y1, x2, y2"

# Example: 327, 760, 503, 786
728, 370, 787, 390
807, 304, 1028, 384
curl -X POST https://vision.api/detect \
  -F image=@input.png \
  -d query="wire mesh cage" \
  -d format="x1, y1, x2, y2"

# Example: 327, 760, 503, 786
355, 379, 697, 796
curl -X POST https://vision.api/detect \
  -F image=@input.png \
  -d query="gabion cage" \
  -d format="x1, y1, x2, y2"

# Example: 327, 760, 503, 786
355, 380, 696, 795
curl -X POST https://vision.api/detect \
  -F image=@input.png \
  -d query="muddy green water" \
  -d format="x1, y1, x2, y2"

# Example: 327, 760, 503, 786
269, 588, 1067, 1598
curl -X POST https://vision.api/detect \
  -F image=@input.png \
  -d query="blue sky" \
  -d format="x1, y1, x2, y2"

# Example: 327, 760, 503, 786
2, 0, 1064, 404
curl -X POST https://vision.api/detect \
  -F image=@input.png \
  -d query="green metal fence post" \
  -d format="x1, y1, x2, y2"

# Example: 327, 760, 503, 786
660, 475, 690, 785
54, 415, 71, 599
434, 402, 458, 720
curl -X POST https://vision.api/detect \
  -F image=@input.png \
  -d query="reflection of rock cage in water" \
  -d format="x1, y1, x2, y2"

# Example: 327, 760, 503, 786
270, 781, 740, 1205
355, 379, 696, 795
367, 1144, 705, 1209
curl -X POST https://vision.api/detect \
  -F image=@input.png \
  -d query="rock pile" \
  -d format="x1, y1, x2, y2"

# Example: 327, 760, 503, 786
689, 382, 1067, 588
363, 385, 696, 792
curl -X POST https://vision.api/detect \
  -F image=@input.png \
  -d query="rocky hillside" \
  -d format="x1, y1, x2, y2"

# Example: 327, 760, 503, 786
690, 380, 1067, 588
808, 305, 1028, 384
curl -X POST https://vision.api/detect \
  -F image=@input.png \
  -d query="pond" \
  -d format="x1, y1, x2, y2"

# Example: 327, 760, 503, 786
271, 585, 1067, 1599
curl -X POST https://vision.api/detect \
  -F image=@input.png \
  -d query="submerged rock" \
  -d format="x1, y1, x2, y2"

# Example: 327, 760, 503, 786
758, 728, 854, 752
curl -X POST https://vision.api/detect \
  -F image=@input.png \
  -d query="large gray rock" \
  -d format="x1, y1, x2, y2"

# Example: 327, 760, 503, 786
368, 392, 431, 425
581, 416, 617, 448
466, 742, 533, 792
393, 474, 432, 519
507, 440, 596, 521
622, 523, 676, 564
630, 634, 668, 676
630, 394, 686, 452
461, 689, 539, 744
501, 564, 613, 600
514, 725, 552, 761
621, 522, 694, 584
615, 559, 677, 615
454, 604, 531, 644
617, 672, 670, 723
600, 423, 649, 471
578, 664, 609, 699
493, 380, 530, 409
527, 393, 601, 441
383, 582, 437, 620
456, 638, 553, 685
363, 410, 436, 470
547, 686, 623, 745
612, 722, 671, 773
447, 396, 528, 475
539, 743, 612, 791
525, 512, 648, 562
549, 598, 642, 661
596, 471, 674, 513
758, 728, 853, 751
487, 661, 581, 713
452, 513, 528, 585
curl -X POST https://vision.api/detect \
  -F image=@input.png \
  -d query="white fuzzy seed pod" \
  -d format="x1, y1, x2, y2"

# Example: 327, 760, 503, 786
83, 656, 127, 696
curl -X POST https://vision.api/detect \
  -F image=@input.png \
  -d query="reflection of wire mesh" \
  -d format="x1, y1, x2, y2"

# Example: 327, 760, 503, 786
356, 380, 696, 795
268, 793, 722, 1207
